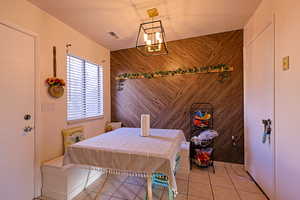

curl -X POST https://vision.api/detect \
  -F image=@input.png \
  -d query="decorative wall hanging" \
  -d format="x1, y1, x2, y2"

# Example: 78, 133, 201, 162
116, 64, 233, 91
136, 8, 168, 56
46, 46, 65, 98
116, 64, 232, 80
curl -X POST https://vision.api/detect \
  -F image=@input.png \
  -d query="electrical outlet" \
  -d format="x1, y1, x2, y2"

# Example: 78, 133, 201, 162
283, 56, 290, 71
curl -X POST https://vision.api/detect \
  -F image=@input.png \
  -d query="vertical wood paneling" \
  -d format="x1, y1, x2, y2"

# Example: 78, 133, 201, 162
111, 30, 244, 163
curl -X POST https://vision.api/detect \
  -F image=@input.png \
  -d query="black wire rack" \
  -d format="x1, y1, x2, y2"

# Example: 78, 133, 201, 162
189, 103, 215, 172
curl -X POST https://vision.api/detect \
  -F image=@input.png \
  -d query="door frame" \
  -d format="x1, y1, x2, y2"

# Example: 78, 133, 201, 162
243, 14, 276, 200
0, 20, 41, 198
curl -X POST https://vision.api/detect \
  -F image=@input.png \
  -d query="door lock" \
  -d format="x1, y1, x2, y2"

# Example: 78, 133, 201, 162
24, 126, 33, 132
24, 114, 31, 120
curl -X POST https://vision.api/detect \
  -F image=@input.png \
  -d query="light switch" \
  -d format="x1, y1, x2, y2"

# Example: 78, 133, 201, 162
283, 56, 289, 71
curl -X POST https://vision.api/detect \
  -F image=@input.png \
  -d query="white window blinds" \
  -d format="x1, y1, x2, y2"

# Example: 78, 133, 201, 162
67, 55, 104, 121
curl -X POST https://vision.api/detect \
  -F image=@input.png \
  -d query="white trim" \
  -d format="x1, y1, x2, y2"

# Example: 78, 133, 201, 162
67, 115, 104, 125
272, 12, 277, 200
0, 20, 41, 198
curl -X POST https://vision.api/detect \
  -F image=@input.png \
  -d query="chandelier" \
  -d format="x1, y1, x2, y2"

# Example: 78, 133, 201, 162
136, 8, 168, 56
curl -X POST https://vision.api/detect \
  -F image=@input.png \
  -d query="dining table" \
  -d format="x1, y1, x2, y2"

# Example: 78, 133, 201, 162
63, 127, 185, 200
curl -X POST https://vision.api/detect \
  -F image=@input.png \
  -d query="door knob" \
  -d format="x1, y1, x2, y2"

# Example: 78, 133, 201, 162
24, 114, 31, 120
262, 119, 272, 144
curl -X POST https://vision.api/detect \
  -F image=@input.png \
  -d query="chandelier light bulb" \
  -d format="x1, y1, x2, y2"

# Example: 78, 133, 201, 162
146, 39, 152, 46
143, 33, 148, 42
155, 32, 161, 41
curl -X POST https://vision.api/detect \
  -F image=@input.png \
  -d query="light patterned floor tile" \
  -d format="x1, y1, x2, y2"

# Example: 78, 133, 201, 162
73, 191, 88, 200
110, 198, 124, 200
84, 192, 111, 200
212, 186, 240, 200
161, 192, 187, 200
210, 175, 234, 189
125, 176, 146, 186
232, 176, 262, 194
176, 179, 188, 194
95, 194, 112, 200
189, 168, 210, 184
208, 166, 228, 177
107, 174, 128, 183
188, 195, 212, 200
238, 191, 268, 200
135, 186, 165, 200
188, 182, 213, 200
227, 165, 251, 180
229, 172, 253, 183
176, 172, 189, 181
86, 176, 109, 193
100, 180, 122, 196
113, 183, 142, 199
69, 162, 269, 200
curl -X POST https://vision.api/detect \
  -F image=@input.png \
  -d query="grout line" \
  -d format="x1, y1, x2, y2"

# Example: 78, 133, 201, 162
207, 167, 215, 200
225, 164, 242, 200
106, 177, 125, 200
112, 183, 139, 200
186, 169, 190, 200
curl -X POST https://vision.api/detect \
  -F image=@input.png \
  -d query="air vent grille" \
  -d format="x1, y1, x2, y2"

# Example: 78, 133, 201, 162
108, 32, 119, 39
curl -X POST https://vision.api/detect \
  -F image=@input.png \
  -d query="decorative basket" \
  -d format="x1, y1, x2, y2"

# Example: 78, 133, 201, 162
192, 147, 214, 168
48, 85, 64, 98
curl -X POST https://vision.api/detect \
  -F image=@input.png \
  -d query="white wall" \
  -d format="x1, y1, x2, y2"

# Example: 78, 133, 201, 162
0, 0, 111, 196
245, 0, 300, 199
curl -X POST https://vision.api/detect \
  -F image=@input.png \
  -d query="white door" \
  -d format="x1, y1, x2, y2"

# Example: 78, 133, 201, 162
0, 23, 35, 199
244, 23, 275, 199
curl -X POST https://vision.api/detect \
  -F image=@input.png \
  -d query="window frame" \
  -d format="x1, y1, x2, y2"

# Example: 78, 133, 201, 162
66, 54, 104, 124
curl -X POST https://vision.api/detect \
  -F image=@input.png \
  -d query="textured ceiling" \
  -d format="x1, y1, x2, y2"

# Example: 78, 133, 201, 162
29, 0, 261, 50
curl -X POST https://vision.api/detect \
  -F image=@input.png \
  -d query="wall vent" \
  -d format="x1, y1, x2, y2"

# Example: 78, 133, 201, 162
108, 32, 119, 39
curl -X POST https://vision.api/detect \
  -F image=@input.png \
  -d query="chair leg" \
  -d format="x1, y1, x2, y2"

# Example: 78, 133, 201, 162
145, 190, 148, 200
146, 176, 153, 200
83, 167, 92, 191
94, 172, 109, 200
168, 187, 174, 200
211, 161, 215, 174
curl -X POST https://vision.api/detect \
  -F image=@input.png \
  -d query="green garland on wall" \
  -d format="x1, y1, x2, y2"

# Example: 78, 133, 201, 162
115, 64, 233, 81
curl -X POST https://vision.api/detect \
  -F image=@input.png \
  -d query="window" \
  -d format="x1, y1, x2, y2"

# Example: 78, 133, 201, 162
67, 55, 104, 122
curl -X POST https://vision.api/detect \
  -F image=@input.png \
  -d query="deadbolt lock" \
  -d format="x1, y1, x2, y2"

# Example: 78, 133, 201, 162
24, 114, 31, 120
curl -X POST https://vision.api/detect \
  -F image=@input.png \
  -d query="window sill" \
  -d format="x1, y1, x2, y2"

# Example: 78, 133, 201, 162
67, 115, 104, 125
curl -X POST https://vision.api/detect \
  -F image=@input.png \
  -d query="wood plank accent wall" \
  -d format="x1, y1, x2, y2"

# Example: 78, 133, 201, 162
111, 30, 244, 163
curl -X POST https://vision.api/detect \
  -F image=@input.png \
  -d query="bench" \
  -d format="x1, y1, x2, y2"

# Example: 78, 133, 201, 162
42, 156, 102, 200
41, 142, 189, 200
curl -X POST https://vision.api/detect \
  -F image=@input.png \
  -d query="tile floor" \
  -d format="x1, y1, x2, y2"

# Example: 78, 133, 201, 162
72, 162, 268, 200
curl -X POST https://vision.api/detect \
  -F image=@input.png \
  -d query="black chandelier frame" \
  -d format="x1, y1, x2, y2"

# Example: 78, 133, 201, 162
135, 20, 168, 56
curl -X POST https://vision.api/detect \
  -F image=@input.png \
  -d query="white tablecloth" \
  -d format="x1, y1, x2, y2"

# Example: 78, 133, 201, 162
63, 128, 185, 193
